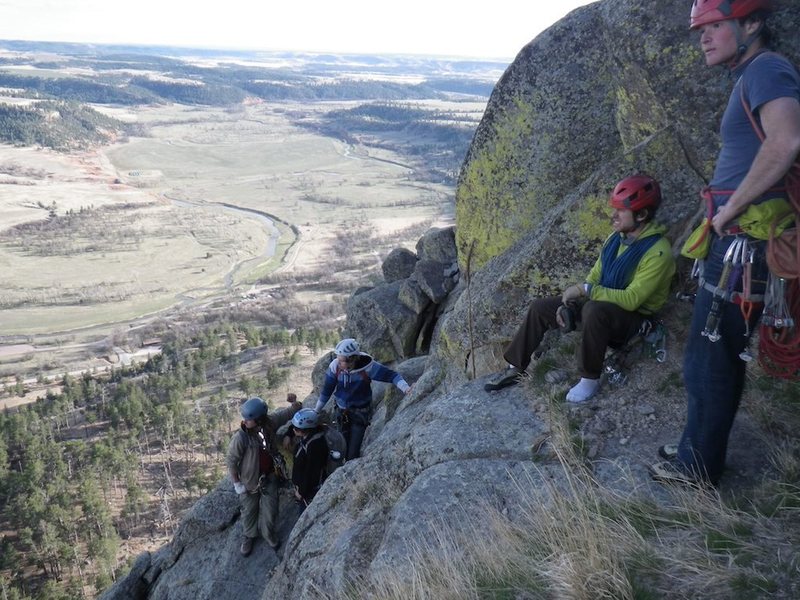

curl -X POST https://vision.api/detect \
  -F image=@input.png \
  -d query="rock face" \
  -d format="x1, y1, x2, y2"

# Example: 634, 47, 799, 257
456, 0, 800, 272
100, 1, 800, 599
381, 247, 418, 283
346, 226, 459, 362
446, 0, 800, 379
262, 375, 556, 599
99, 482, 299, 600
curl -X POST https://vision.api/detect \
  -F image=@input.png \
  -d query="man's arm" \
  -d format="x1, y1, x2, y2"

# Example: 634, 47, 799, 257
368, 361, 410, 393
270, 400, 303, 429
713, 96, 800, 236
226, 433, 246, 493
314, 367, 338, 412
588, 240, 675, 312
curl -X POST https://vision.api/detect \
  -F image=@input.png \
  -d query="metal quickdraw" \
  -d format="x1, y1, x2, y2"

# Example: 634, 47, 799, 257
762, 274, 793, 330
738, 248, 758, 362
702, 237, 749, 342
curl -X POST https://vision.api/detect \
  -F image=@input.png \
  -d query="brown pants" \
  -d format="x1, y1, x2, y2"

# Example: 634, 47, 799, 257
503, 296, 645, 378
240, 473, 279, 539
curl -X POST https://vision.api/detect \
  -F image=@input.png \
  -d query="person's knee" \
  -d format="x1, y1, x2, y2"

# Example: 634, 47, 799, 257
580, 300, 603, 322
529, 297, 557, 318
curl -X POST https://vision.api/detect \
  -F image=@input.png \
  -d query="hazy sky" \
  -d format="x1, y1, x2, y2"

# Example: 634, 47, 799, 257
0, 0, 597, 59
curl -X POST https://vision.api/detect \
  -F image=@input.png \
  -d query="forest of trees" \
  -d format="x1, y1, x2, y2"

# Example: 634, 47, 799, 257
0, 101, 122, 150
0, 321, 339, 600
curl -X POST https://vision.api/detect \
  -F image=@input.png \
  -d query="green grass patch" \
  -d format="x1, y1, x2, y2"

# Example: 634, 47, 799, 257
531, 356, 557, 382
656, 370, 683, 393
730, 572, 779, 598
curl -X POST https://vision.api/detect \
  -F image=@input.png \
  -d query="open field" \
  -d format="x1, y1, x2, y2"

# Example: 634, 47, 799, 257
0, 144, 269, 334
0, 97, 476, 407
0, 99, 461, 342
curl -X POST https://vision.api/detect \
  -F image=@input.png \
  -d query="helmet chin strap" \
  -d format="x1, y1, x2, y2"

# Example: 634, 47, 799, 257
728, 20, 764, 68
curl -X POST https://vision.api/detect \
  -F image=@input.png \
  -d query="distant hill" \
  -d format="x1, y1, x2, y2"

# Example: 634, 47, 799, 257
0, 40, 502, 150
0, 101, 121, 150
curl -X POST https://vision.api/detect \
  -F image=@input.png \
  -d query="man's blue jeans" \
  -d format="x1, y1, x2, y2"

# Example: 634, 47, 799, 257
677, 235, 766, 484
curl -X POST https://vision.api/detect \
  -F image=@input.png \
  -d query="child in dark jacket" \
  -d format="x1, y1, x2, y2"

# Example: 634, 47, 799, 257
290, 408, 328, 507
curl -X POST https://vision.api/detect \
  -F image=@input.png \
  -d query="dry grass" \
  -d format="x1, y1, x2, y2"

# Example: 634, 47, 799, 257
326, 393, 800, 600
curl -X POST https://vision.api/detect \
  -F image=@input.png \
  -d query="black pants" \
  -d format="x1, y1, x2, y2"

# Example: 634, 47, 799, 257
335, 405, 371, 460
503, 296, 645, 378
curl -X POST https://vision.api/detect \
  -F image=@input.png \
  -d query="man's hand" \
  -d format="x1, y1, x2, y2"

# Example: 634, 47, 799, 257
561, 284, 585, 305
286, 393, 297, 404
233, 481, 247, 495
711, 203, 736, 237
556, 305, 567, 329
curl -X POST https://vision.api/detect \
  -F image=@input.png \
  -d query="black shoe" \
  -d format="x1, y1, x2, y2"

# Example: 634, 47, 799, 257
484, 366, 524, 391
240, 537, 255, 556
658, 444, 678, 460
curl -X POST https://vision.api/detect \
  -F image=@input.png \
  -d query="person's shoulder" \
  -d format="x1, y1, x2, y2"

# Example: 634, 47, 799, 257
652, 236, 675, 261
642, 224, 674, 257
747, 52, 798, 81
229, 427, 247, 447
309, 430, 328, 446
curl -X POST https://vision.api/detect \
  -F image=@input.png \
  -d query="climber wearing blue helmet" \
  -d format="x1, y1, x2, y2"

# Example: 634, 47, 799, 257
226, 395, 301, 556
315, 338, 411, 459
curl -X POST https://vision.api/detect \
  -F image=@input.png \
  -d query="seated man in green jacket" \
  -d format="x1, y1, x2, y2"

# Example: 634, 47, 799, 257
485, 174, 675, 402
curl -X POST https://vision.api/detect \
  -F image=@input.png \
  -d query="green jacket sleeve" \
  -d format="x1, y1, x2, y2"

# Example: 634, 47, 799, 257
588, 236, 675, 314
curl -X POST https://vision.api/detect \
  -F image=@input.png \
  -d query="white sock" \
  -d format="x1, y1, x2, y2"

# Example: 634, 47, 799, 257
566, 377, 600, 403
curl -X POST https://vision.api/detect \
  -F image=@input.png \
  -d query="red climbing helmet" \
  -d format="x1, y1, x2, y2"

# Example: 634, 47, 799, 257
689, 0, 773, 29
609, 175, 662, 211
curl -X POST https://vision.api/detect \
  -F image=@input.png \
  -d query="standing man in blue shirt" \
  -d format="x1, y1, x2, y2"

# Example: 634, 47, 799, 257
651, 0, 800, 486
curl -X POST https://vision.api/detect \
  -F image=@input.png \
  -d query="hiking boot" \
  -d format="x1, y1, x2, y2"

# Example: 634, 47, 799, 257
647, 460, 700, 487
658, 444, 679, 460
240, 537, 255, 556
484, 366, 524, 391
265, 531, 279, 549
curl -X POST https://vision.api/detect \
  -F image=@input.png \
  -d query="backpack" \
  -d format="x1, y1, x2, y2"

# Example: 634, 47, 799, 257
310, 424, 347, 481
